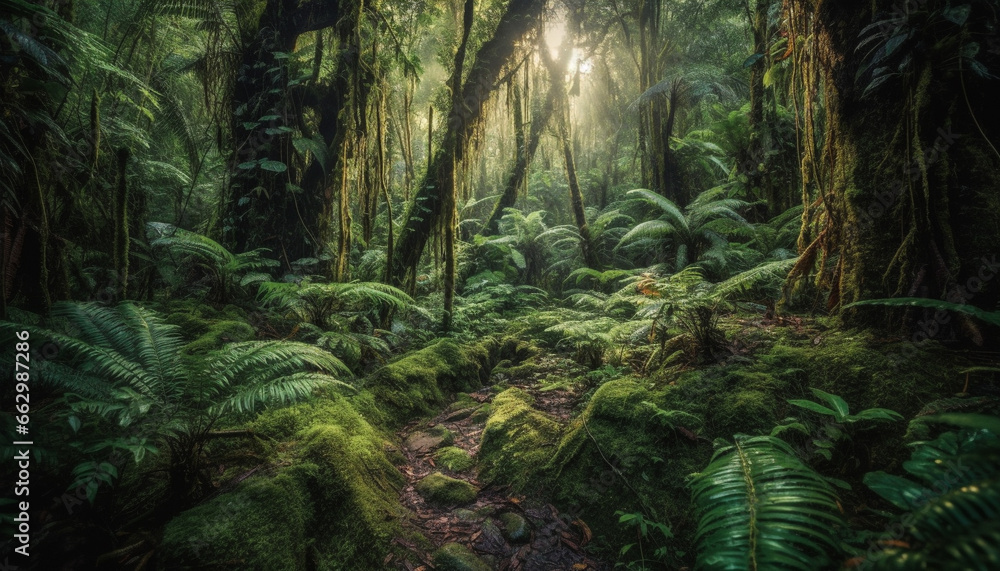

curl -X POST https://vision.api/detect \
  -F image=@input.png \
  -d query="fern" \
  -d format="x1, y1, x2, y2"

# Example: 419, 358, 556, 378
690, 435, 844, 570
148, 223, 278, 302
0, 302, 349, 502
257, 279, 413, 327
862, 414, 1000, 570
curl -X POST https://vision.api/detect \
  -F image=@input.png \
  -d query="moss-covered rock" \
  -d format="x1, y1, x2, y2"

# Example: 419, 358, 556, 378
416, 472, 478, 505
405, 425, 454, 453
365, 339, 492, 423
434, 446, 475, 472
497, 512, 530, 543
165, 391, 404, 570
251, 395, 375, 441
478, 388, 562, 491
297, 423, 406, 568
432, 542, 492, 571
159, 472, 311, 570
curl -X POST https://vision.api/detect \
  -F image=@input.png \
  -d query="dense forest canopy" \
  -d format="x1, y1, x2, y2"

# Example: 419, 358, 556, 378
1, 0, 999, 569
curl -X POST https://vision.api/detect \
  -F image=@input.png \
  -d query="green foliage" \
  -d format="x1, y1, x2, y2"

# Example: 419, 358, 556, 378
845, 297, 1000, 328
861, 414, 1000, 570
148, 223, 278, 303
2, 302, 349, 500
258, 278, 413, 327
773, 388, 902, 464
788, 388, 903, 425
618, 186, 751, 276
690, 435, 844, 570
616, 510, 682, 568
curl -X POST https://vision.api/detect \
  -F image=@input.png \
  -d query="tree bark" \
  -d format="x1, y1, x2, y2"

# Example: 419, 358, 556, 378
388, 0, 545, 290
789, 0, 1000, 330
481, 69, 558, 236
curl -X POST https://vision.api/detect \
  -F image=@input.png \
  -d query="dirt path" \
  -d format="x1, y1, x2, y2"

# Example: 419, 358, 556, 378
389, 360, 608, 571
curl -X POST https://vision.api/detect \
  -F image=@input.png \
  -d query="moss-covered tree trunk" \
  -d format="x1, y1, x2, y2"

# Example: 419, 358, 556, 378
481, 70, 557, 236
223, 0, 357, 267
795, 0, 1000, 333
388, 0, 545, 291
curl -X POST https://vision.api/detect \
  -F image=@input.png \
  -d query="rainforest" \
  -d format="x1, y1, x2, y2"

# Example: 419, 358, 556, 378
2, 0, 1000, 569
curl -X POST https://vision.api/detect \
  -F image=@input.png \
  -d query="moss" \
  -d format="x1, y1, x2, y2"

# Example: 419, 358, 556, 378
182, 320, 255, 355
250, 395, 377, 441
478, 388, 562, 491
193, 391, 405, 570
542, 380, 710, 556
297, 423, 406, 568
415, 472, 478, 505
365, 339, 492, 424
432, 542, 492, 571
434, 446, 475, 472
160, 472, 310, 569
470, 404, 491, 424
710, 389, 778, 436
497, 512, 530, 542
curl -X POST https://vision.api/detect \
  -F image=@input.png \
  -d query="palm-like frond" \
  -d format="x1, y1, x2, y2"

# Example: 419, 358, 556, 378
207, 340, 351, 396
712, 257, 798, 300
627, 189, 688, 231
690, 435, 844, 570
258, 280, 413, 325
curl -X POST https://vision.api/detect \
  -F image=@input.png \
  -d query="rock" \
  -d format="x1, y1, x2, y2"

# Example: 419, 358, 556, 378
476, 519, 506, 552
498, 512, 530, 543
432, 542, 491, 571
405, 425, 454, 453
452, 508, 479, 522
444, 406, 479, 422
415, 472, 477, 505
434, 446, 475, 472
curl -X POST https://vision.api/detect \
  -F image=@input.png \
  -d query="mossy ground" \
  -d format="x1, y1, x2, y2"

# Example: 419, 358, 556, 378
160, 471, 311, 570
364, 338, 492, 423
475, 321, 970, 561
157, 314, 970, 568
157, 335, 525, 568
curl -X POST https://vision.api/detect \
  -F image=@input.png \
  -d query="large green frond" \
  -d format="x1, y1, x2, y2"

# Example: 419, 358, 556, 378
690, 435, 844, 570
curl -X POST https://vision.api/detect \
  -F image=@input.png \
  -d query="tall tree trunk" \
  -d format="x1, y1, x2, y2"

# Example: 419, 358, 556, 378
223, 0, 353, 266
442, 0, 476, 332
481, 68, 558, 236
788, 0, 1000, 333
542, 19, 600, 270
388, 0, 545, 290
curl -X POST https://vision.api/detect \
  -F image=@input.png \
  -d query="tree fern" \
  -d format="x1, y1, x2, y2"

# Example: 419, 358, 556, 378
690, 435, 844, 570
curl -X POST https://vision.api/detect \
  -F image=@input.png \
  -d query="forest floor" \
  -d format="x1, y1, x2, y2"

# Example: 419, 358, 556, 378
388, 353, 608, 571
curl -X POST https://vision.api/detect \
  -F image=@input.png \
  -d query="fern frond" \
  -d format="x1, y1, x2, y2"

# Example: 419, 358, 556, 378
691, 435, 844, 570
863, 418, 1000, 570
845, 298, 1000, 327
